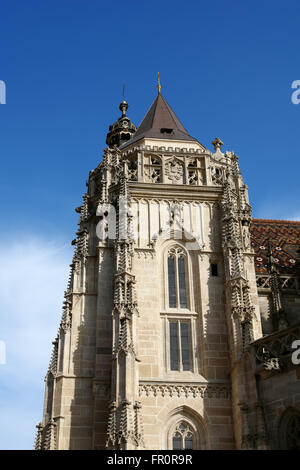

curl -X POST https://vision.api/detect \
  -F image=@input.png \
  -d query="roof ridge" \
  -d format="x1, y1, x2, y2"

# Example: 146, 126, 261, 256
159, 94, 189, 135
148, 94, 157, 129
135, 96, 157, 135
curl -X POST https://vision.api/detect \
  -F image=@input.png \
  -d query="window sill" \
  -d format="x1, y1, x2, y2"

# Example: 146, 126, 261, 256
162, 371, 206, 381
160, 310, 198, 317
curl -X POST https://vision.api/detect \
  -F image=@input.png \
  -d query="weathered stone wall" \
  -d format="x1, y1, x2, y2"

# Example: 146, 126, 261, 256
130, 194, 235, 449
37, 134, 300, 451
257, 368, 300, 449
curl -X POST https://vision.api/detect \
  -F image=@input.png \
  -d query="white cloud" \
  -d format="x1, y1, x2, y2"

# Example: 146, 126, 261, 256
0, 236, 72, 449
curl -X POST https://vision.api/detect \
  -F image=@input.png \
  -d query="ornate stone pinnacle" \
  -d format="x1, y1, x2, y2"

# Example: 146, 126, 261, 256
212, 137, 224, 152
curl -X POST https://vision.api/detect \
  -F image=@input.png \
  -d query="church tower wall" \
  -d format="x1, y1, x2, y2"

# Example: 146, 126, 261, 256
35, 91, 284, 451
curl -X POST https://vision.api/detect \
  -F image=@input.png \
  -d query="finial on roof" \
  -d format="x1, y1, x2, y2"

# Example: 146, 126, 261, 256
157, 72, 162, 94
212, 137, 224, 152
119, 83, 128, 116
119, 100, 128, 117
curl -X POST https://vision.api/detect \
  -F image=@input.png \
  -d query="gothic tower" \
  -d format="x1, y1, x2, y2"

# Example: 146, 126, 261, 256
35, 84, 267, 450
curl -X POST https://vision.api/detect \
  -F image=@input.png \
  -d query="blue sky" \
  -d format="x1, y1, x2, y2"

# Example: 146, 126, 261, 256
0, 0, 299, 449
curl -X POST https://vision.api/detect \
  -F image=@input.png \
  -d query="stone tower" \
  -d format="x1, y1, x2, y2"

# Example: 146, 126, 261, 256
35, 86, 268, 450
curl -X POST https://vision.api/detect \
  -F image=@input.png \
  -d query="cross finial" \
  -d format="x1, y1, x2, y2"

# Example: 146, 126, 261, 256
157, 72, 162, 94
122, 83, 125, 99
212, 137, 224, 152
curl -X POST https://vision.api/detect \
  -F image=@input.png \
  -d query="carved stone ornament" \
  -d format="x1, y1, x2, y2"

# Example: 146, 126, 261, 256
139, 383, 230, 399
165, 157, 184, 183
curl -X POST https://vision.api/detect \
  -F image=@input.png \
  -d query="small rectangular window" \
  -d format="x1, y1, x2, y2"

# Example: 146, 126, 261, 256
160, 128, 173, 134
211, 263, 218, 276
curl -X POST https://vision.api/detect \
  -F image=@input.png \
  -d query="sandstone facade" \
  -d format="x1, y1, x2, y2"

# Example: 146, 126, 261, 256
35, 91, 300, 450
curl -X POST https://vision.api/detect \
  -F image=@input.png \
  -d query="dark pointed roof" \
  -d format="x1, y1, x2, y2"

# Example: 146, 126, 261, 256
120, 93, 198, 149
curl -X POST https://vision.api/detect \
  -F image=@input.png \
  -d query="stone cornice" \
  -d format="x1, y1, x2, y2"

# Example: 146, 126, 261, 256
121, 142, 207, 155
129, 182, 223, 202
139, 380, 231, 399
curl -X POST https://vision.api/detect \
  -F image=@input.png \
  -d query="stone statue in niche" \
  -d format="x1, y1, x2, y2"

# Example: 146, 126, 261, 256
242, 225, 251, 249
165, 156, 184, 184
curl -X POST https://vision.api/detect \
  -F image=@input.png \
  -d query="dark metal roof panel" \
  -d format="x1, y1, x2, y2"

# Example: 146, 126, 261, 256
120, 93, 198, 149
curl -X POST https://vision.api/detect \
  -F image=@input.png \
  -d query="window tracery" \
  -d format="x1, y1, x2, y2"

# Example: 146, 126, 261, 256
211, 166, 224, 185
187, 158, 203, 185
128, 159, 138, 181
144, 155, 162, 183
172, 422, 194, 450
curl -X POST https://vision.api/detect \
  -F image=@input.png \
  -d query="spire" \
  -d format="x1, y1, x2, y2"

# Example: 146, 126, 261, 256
120, 92, 198, 149
157, 72, 162, 94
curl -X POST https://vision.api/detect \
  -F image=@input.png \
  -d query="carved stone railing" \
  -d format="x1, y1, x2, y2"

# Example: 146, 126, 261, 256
256, 275, 271, 289
250, 323, 300, 372
280, 276, 300, 290
256, 275, 300, 291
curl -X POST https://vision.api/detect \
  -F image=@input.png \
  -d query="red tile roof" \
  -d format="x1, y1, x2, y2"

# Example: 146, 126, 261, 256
250, 219, 300, 275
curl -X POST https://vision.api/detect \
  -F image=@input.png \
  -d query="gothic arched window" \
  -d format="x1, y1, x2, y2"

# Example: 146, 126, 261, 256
279, 408, 300, 450
172, 422, 194, 450
166, 408, 206, 450
167, 247, 188, 309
